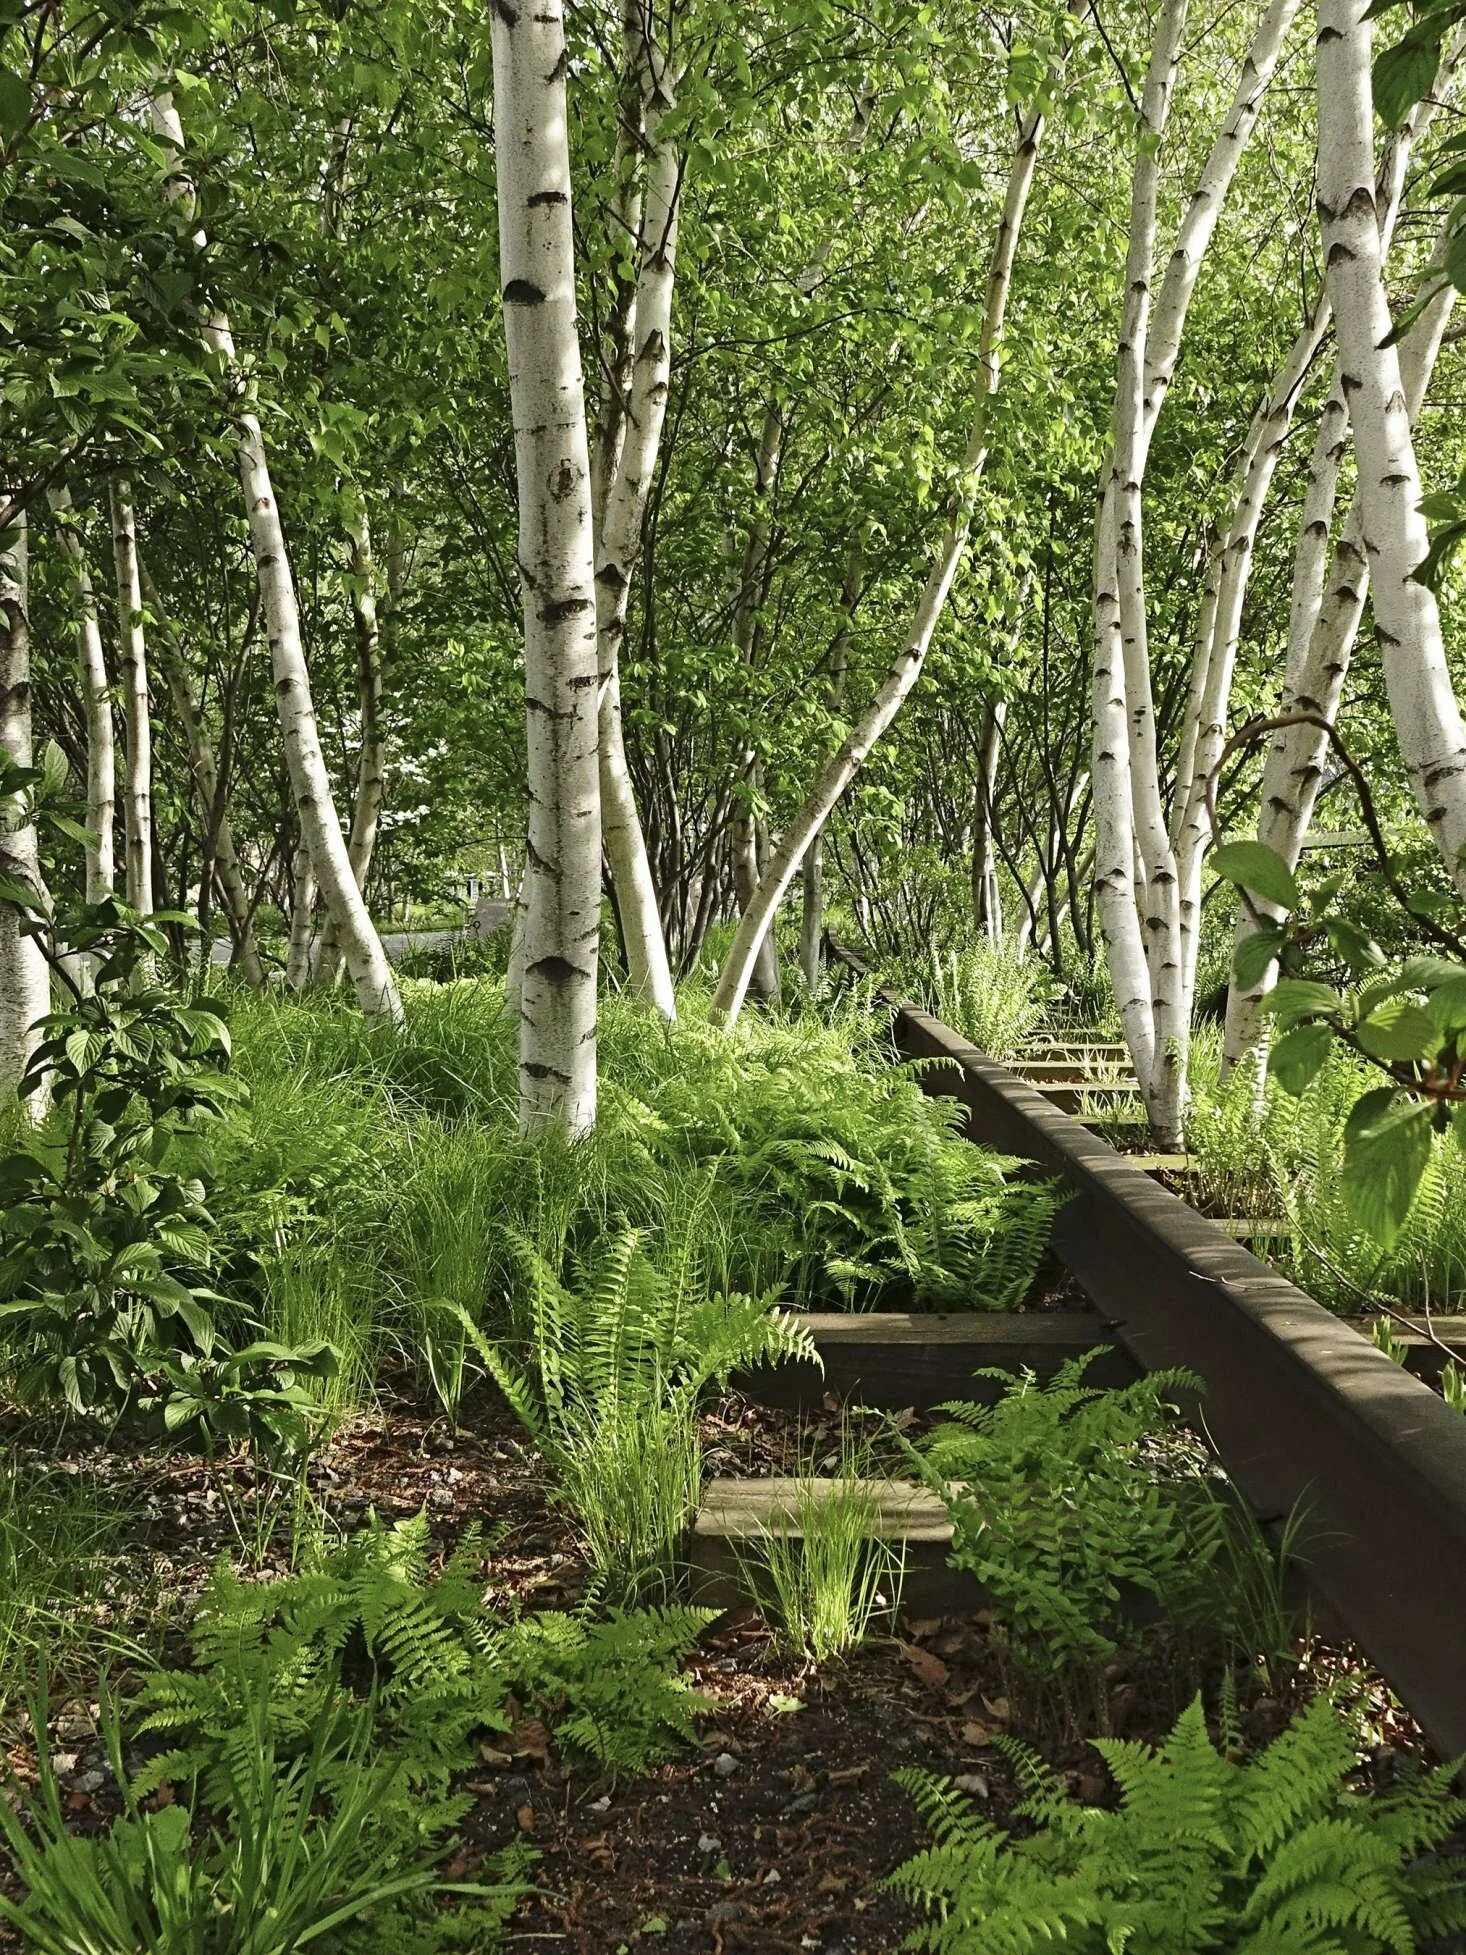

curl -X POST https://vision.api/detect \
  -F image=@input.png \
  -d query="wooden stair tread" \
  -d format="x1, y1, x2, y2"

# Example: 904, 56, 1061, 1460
695, 1476, 952, 1546
1122, 1152, 1192, 1172
794, 1310, 1108, 1347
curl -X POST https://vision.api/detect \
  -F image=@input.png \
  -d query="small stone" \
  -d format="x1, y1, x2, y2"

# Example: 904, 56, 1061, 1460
713, 1751, 738, 1777
704, 1903, 740, 1926
697, 1832, 722, 1855
75, 1769, 106, 1793
954, 1773, 990, 1797
762, 1867, 781, 1886
784, 1792, 818, 1814
590, 1795, 611, 1812
50, 1752, 79, 1776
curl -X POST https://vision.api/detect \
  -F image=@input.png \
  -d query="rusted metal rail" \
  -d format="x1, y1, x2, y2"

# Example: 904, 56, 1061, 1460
831, 943, 1466, 1757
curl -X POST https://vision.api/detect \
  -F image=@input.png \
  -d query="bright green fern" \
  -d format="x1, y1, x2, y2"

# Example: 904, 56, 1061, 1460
889, 1692, 1466, 1953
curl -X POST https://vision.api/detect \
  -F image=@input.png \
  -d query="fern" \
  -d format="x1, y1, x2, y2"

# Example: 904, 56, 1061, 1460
910, 1354, 1226, 1731
890, 1694, 1466, 1954
133, 1514, 715, 1810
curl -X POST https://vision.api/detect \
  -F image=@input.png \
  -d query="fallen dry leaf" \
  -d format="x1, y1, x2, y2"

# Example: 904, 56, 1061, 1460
901, 1641, 950, 1690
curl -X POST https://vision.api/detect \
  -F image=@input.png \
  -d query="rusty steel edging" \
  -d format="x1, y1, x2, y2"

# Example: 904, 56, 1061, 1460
831, 943, 1466, 1757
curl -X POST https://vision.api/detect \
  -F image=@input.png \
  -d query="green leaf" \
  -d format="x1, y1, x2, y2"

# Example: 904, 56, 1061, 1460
1209, 841, 1299, 912
1356, 999, 1438, 1063
1264, 980, 1340, 1028
1374, 33, 1442, 127
1268, 1023, 1333, 1096
1341, 1089, 1434, 1245
0, 66, 29, 143
1233, 924, 1287, 989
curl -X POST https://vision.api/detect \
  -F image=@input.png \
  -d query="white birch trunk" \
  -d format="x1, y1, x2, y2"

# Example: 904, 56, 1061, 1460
1317, 1, 1466, 897
108, 480, 154, 915
149, 90, 401, 1027
0, 510, 50, 1114
593, 4, 679, 1021
285, 844, 317, 991
711, 95, 1048, 1028
1091, 0, 1189, 1139
316, 496, 389, 986
1092, 0, 1298, 1144
1223, 212, 1459, 1062
48, 488, 114, 900
493, 0, 602, 1134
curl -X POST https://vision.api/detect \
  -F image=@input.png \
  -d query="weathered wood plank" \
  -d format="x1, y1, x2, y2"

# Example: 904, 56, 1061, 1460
739, 1310, 1138, 1411
689, 1476, 981, 1614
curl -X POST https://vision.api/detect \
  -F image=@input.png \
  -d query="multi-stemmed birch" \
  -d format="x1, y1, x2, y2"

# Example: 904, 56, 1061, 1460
1221, 59, 1466, 1068
709, 75, 1055, 1028
0, 512, 49, 1113
149, 88, 402, 1027
591, 0, 681, 1021
1315, 0, 1466, 897
1090, 0, 1300, 1143
492, 0, 603, 1135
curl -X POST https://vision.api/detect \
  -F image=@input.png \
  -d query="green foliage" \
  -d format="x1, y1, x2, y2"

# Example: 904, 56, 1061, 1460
889, 1692, 1466, 1953
133, 1513, 712, 1797
0, 1460, 125, 1712
465, 1231, 812, 1599
0, 898, 332, 1459
0, 1684, 530, 1955
887, 939, 1059, 1061
911, 1354, 1224, 1730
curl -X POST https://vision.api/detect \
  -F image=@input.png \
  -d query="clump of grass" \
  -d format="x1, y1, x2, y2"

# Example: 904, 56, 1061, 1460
891, 939, 1058, 1060
0, 1463, 128, 1712
738, 1438, 905, 1663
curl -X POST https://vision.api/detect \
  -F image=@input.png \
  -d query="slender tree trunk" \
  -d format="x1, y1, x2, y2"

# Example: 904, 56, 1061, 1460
149, 89, 401, 1026
0, 511, 50, 1115
592, 1, 680, 1020
971, 700, 1007, 943
799, 542, 861, 992
285, 843, 317, 991
107, 481, 154, 916
492, 0, 602, 1134
1317, 0, 1466, 898
711, 89, 1049, 1028
48, 488, 114, 901
317, 496, 390, 985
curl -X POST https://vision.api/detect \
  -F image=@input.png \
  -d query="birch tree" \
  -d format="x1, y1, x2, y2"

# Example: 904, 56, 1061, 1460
48, 489, 114, 901
591, 0, 681, 1021
1316, 0, 1466, 897
0, 512, 49, 1113
492, 0, 602, 1135
1090, 0, 1301, 1143
1221, 61, 1465, 1067
108, 480, 153, 915
149, 88, 402, 1027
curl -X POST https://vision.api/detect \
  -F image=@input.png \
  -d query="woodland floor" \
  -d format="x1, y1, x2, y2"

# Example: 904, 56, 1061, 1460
0, 1376, 1431, 1955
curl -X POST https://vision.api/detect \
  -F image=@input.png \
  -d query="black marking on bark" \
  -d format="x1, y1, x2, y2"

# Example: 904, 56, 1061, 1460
549, 458, 579, 500
493, 0, 519, 22
540, 595, 593, 625
528, 188, 568, 207
548, 46, 569, 82
523, 1060, 571, 1083
503, 279, 546, 305
596, 561, 628, 591
528, 954, 582, 986
1325, 243, 1357, 269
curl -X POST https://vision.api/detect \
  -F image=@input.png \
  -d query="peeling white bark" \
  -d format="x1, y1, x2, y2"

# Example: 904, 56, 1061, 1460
1318, 0, 1466, 896
0, 510, 49, 1114
593, 1, 679, 1021
150, 89, 401, 1027
108, 481, 153, 916
493, 0, 602, 1134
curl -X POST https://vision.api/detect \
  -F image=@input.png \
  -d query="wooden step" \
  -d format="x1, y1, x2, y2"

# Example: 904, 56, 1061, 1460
690, 1476, 981, 1614
1361, 1314, 1466, 1379
1030, 1079, 1142, 1113
740, 1310, 1138, 1411
1121, 1152, 1192, 1174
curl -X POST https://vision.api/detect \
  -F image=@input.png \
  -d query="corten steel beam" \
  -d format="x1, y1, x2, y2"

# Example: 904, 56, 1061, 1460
831, 944, 1466, 1757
